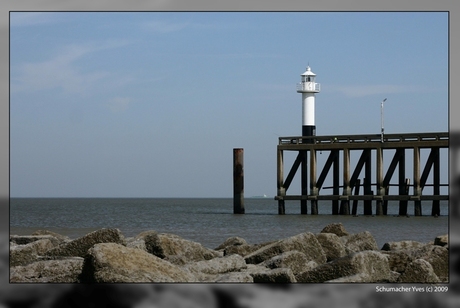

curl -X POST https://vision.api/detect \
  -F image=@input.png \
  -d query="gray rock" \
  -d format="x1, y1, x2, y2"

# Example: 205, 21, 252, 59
45, 228, 125, 258
244, 232, 326, 265
339, 231, 379, 254
320, 223, 349, 236
298, 250, 391, 283
413, 245, 448, 282
398, 259, 440, 283
252, 268, 297, 283
31, 230, 70, 243
261, 250, 317, 279
381, 250, 413, 273
434, 234, 448, 247
80, 243, 197, 283
214, 272, 254, 283
316, 233, 348, 261
10, 235, 61, 246
10, 257, 84, 283
145, 233, 221, 265
381, 240, 426, 251
10, 239, 57, 267
125, 237, 147, 250
215, 236, 248, 250
224, 243, 270, 257
183, 254, 247, 275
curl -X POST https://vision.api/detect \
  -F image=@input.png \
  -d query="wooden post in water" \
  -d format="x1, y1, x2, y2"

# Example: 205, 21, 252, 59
352, 179, 361, 215
233, 148, 245, 214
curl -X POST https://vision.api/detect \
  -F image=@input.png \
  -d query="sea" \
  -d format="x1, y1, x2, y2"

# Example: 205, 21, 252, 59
9, 198, 449, 250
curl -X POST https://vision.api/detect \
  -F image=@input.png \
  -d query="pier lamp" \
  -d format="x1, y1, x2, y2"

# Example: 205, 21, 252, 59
381, 98, 387, 143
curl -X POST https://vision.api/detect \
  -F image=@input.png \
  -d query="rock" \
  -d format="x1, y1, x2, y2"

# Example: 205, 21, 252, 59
244, 233, 326, 265
398, 259, 440, 283
80, 243, 197, 283
320, 223, 349, 236
215, 237, 248, 250
413, 245, 448, 282
381, 250, 413, 273
31, 230, 70, 243
434, 234, 448, 247
10, 235, 61, 246
261, 250, 317, 279
339, 231, 379, 254
224, 243, 270, 257
145, 233, 221, 265
214, 272, 254, 283
45, 228, 125, 258
125, 237, 147, 251
252, 268, 297, 283
381, 240, 426, 251
315, 233, 347, 261
10, 239, 57, 267
183, 254, 247, 276
298, 250, 391, 283
10, 257, 84, 283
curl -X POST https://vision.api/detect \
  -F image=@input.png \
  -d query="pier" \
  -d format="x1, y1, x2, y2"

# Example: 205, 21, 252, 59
275, 132, 448, 216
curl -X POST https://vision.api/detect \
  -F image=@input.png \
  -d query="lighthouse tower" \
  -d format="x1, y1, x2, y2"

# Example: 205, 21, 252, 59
296, 66, 320, 142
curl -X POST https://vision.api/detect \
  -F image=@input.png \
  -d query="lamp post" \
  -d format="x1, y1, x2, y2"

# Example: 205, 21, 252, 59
381, 98, 387, 143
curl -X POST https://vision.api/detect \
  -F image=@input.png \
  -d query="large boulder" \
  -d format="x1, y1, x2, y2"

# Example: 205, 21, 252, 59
80, 243, 197, 283
339, 231, 379, 254
215, 237, 248, 250
320, 223, 349, 236
298, 250, 391, 283
315, 233, 347, 261
251, 268, 297, 283
10, 234, 61, 246
145, 233, 221, 265
31, 230, 70, 243
224, 243, 271, 257
10, 239, 57, 267
397, 259, 440, 283
10, 257, 84, 283
260, 250, 317, 278
434, 234, 448, 247
381, 250, 413, 273
214, 272, 254, 283
45, 228, 125, 258
182, 254, 247, 276
411, 245, 448, 282
244, 233, 326, 265
381, 240, 426, 251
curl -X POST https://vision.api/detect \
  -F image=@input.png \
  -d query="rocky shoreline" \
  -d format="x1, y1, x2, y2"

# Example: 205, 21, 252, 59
9, 223, 448, 283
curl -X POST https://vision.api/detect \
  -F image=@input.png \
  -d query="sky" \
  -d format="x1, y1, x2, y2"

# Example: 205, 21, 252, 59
9, 12, 449, 198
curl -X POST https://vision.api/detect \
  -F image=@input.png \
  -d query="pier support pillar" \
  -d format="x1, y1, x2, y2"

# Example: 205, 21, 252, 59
413, 147, 422, 216
310, 149, 318, 215
301, 150, 308, 214
376, 147, 384, 215
233, 148, 245, 214
432, 147, 441, 216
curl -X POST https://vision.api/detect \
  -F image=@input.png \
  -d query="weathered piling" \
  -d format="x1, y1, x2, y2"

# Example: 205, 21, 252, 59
233, 148, 245, 214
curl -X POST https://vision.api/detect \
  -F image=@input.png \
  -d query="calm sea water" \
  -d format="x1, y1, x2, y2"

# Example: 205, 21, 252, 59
10, 198, 449, 249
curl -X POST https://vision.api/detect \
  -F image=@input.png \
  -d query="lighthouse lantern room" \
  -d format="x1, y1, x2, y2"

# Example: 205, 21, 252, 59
296, 66, 320, 141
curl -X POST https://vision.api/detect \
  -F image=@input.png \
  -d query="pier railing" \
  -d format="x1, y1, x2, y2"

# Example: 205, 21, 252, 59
279, 132, 448, 147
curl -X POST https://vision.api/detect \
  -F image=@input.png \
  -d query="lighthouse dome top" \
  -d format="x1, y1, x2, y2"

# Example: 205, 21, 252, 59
301, 66, 316, 76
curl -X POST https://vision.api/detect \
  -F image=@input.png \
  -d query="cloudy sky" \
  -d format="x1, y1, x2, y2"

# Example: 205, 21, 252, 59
9, 12, 448, 198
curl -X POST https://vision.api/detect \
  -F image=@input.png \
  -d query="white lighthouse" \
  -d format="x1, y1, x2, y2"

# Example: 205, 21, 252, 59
296, 66, 320, 142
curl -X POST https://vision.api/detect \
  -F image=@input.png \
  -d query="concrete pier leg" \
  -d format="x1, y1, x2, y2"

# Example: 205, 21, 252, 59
233, 148, 245, 214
